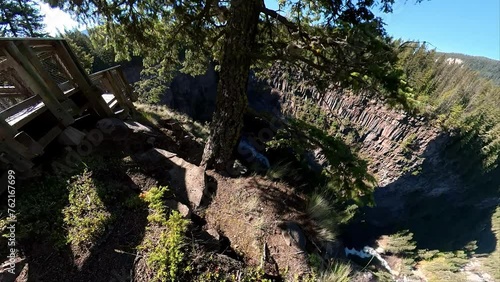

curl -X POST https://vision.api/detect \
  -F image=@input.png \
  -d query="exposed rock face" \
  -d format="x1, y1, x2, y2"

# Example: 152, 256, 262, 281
156, 67, 498, 254
265, 71, 499, 254
161, 66, 442, 187
162, 64, 218, 122
267, 73, 440, 187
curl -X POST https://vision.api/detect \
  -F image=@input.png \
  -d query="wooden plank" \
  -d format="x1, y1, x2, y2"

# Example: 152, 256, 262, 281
6, 72, 32, 98
89, 72, 105, 83
111, 70, 135, 110
64, 87, 79, 97
0, 118, 17, 138
116, 68, 138, 101
58, 80, 76, 93
4, 138, 36, 159
0, 61, 13, 72
0, 122, 36, 160
101, 94, 119, 110
37, 50, 55, 62
3, 43, 74, 126
0, 95, 42, 122
38, 125, 62, 148
0, 93, 24, 97
54, 40, 113, 117
99, 75, 114, 93
31, 45, 55, 53
89, 65, 121, 78
104, 71, 130, 115
0, 38, 63, 47
6, 101, 46, 129
109, 98, 119, 109
16, 42, 68, 102
0, 87, 20, 94
0, 99, 9, 110
7, 97, 17, 105
14, 131, 43, 156
0, 149, 33, 172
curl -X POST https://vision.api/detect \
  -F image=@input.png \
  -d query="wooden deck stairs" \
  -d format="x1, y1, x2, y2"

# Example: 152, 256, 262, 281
0, 38, 137, 172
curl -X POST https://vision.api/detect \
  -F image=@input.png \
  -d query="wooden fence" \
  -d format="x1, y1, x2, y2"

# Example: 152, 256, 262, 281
0, 38, 137, 172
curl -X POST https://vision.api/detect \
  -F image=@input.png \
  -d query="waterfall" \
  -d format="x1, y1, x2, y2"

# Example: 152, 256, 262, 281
345, 246, 394, 275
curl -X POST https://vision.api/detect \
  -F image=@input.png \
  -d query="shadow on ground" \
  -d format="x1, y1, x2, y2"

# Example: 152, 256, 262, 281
0, 113, 206, 282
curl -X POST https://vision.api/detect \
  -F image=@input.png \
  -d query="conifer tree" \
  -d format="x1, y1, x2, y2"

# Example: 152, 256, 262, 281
0, 0, 47, 37
48, 0, 419, 170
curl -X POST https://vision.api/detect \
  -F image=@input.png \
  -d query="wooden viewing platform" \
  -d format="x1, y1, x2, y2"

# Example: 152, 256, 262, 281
0, 38, 137, 172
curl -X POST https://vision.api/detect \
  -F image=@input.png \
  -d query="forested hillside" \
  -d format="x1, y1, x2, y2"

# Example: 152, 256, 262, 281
437, 52, 500, 84
398, 42, 500, 170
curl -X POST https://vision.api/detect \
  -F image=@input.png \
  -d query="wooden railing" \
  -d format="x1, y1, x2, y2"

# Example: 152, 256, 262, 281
0, 38, 137, 172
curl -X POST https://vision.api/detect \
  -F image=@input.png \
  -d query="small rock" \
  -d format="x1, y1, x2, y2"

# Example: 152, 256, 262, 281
165, 199, 192, 218
137, 148, 207, 209
206, 228, 221, 241
58, 126, 86, 146
124, 120, 155, 135
279, 221, 306, 251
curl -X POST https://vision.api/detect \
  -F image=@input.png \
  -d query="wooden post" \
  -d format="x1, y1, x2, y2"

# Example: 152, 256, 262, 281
0, 119, 36, 171
111, 70, 136, 109
104, 71, 130, 115
116, 68, 138, 101
53, 40, 113, 117
16, 42, 67, 102
0, 118, 18, 138
3, 42, 74, 126
0, 149, 34, 172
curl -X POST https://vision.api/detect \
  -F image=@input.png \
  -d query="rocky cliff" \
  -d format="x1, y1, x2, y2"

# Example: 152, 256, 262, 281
163, 67, 498, 255
265, 70, 499, 254
267, 71, 440, 187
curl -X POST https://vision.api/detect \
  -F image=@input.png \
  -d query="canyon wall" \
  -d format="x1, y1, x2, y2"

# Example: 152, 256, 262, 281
162, 68, 498, 253
265, 71, 498, 253
267, 72, 440, 187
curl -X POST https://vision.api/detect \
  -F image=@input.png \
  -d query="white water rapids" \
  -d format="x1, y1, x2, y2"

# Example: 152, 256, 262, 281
345, 246, 394, 275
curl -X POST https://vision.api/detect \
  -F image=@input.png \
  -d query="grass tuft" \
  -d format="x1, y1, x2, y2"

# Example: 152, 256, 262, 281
306, 193, 338, 241
266, 161, 294, 181
317, 261, 352, 282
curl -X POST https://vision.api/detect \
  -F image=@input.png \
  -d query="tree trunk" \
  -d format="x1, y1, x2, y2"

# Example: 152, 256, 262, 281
200, 0, 261, 170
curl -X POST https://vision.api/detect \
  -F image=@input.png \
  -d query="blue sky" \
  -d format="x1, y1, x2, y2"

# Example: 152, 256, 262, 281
41, 0, 499, 60
264, 0, 500, 60
376, 0, 500, 60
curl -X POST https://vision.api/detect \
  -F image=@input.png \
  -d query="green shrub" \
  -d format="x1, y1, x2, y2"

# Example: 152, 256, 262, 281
141, 186, 190, 282
382, 230, 417, 256
63, 168, 113, 246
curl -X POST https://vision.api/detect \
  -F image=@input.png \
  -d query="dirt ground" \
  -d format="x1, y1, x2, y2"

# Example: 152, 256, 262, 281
204, 173, 313, 280
0, 114, 317, 282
